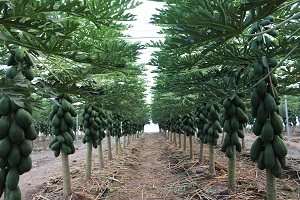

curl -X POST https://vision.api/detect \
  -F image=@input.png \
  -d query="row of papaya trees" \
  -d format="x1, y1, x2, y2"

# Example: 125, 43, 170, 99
150, 0, 300, 200
0, 0, 150, 199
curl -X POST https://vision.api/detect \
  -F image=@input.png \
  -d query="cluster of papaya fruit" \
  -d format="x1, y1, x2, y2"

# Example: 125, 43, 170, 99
82, 105, 107, 148
221, 95, 248, 157
0, 97, 37, 199
6, 48, 35, 81
111, 113, 122, 139
172, 116, 183, 135
249, 15, 287, 178
0, 48, 38, 199
182, 113, 196, 137
202, 103, 221, 145
195, 104, 208, 142
249, 15, 277, 50
49, 93, 76, 157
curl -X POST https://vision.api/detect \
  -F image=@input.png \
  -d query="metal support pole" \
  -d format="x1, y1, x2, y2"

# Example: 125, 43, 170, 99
285, 95, 290, 143
76, 115, 79, 145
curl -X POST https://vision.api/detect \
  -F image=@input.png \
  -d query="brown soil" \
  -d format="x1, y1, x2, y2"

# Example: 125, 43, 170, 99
1, 130, 300, 200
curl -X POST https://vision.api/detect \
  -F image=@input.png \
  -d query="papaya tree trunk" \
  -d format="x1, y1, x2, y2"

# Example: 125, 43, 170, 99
98, 140, 104, 169
209, 143, 216, 176
127, 135, 130, 146
266, 168, 277, 200
115, 136, 119, 156
178, 133, 182, 148
123, 135, 126, 149
184, 132, 187, 151
169, 131, 172, 142
228, 147, 236, 194
174, 132, 177, 146
61, 151, 72, 197
3, 189, 9, 200
85, 142, 92, 180
189, 134, 193, 159
199, 140, 204, 165
107, 131, 112, 161
221, 129, 225, 144
118, 137, 122, 151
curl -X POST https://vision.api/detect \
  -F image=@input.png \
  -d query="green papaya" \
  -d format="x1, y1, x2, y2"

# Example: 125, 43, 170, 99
6, 167, 19, 190
19, 139, 32, 156
9, 121, 25, 144
261, 121, 274, 144
5, 66, 17, 79
24, 65, 34, 81
0, 97, 11, 116
250, 137, 263, 161
14, 48, 25, 62
8, 144, 21, 167
264, 143, 276, 169
8, 186, 21, 200
17, 156, 32, 174
15, 108, 32, 129
0, 116, 10, 140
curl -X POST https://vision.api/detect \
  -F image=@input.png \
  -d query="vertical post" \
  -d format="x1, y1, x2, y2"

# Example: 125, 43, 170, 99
76, 115, 79, 145
285, 95, 290, 143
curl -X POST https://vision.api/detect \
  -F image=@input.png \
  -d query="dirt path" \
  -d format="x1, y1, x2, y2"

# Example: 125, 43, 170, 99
106, 133, 183, 199
1, 131, 300, 200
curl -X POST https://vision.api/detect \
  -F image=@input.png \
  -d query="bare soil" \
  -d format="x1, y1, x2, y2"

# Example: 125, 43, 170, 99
1, 130, 300, 200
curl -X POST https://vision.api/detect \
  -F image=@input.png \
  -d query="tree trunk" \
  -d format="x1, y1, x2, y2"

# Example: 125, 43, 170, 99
199, 140, 204, 165
228, 146, 236, 194
209, 143, 216, 176
170, 131, 172, 142
174, 132, 177, 147
98, 140, 104, 169
61, 151, 72, 197
184, 132, 187, 151
178, 133, 182, 148
107, 131, 112, 161
221, 129, 225, 144
189, 134, 193, 159
115, 136, 119, 156
123, 135, 126, 149
127, 135, 130, 146
85, 142, 92, 180
266, 168, 277, 200
118, 137, 122, 151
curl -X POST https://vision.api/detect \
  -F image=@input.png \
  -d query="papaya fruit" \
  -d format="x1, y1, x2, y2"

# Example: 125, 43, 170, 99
231, 131, 239, 146
24, 123, 37, 140
8, 144, 21, 167
230, 117, 239, 131
14, 48, 25, 62
17, 155, 32, 174
264, 93, 277, 113
271, 157, 282, 178
253, 61, 263, 75
0, 116, 10, 140
257, 102, 268, 123
227, 104, 236, 117
264, 143, 276, 169
64, 112, 74, 126
63, 93, 73, 103
261, 121, 274, 144
257, 81, 267, 96
0, 97, 11, 116
9, 121, 25, 144
24, 53, 34, 66
250, 137, 263, 161
6, 66, 18, 79
251, 88, 260, 109
48, 137, 58, 148
226, 146, 233, 158
19, 139, 32, 156
56, 106, 65, 118
15, 108, 32, 128
253, 119, 263, 136
0, 157, 8, 168
272, 135, 287, 158
271, 112, 283, 135
6, 167, 20, 190
62, 144, 72, 155
8, 186, 21, 200
51, 114, 61, 128
62, 99, 70, 112
257, 150, 266, 170
24, 65, 34, 81
6, 53, 17, 66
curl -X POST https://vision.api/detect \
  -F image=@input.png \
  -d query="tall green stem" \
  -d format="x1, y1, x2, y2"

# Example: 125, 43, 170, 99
127, 135, 130, 146
107, 131, 112, 161
184, 132, 187, 151
228, 146, 236, 194
115, 136, 119, 156
199, 140, 204, 165
189, 135, 193, 159
174, 132, 177, 146
85, 142, 92, 180
61, 152, 72, 197
118, 137, 122, 151
178, 133, 182, 148
266, 168, 277, 200
123, 135, 126, 149
170, 131, 172, 142
98, 140, 104, 169
209, 143, 216, 176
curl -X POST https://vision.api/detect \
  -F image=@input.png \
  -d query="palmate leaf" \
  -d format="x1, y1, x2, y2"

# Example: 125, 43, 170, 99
152, 0, 287, 51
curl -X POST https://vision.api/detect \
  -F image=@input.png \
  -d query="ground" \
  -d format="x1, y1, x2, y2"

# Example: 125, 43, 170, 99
1, 130, 300, 200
